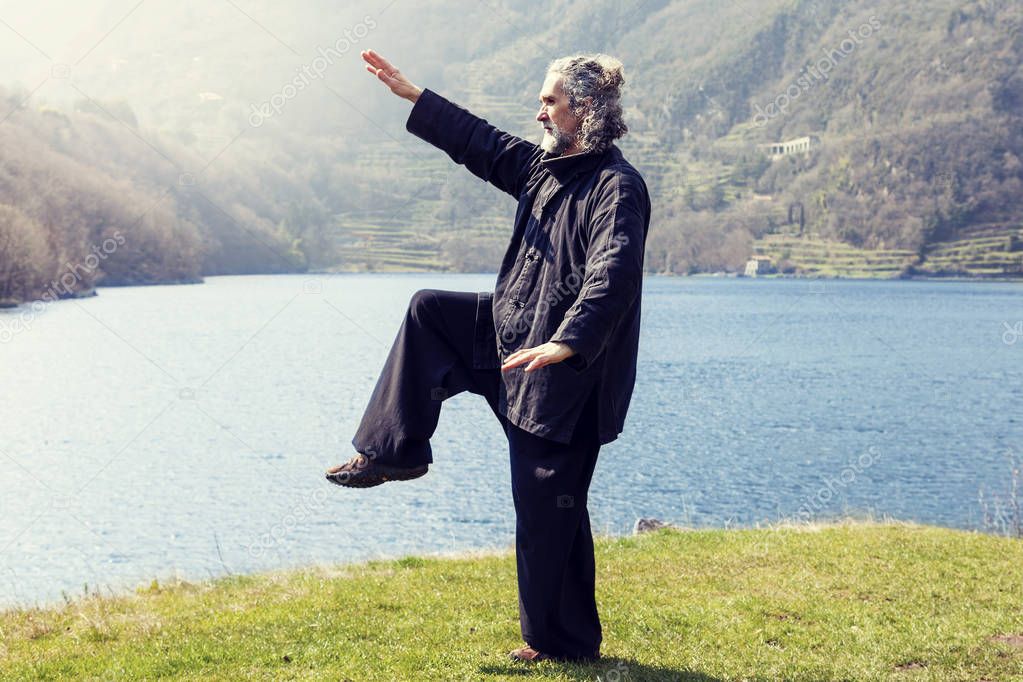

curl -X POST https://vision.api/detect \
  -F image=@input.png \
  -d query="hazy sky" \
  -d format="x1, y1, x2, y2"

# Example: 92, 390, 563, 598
0, 2, 417, 135
0, 0, 657, 157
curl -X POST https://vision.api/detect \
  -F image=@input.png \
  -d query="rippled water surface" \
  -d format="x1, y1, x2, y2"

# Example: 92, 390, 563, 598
1, 274, 1020, 606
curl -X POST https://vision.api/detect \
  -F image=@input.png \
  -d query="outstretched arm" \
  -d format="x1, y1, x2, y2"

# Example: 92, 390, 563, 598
361, 49, 541, 198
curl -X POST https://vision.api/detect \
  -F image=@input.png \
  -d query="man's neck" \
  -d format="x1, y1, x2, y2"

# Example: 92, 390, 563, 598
554, 144, 586, 158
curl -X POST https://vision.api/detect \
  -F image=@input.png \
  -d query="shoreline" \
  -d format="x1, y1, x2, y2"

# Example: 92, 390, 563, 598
0, 517, 999, 614
1, 270, 1019, 310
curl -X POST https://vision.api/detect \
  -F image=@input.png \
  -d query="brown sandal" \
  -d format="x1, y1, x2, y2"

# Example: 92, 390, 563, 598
325, 453, 428, 488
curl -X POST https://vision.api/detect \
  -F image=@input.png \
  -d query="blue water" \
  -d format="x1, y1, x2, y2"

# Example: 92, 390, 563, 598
0, 274, 1020, 607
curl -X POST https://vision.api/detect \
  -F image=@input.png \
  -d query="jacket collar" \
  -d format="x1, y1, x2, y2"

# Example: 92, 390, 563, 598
539, 144, 618, 186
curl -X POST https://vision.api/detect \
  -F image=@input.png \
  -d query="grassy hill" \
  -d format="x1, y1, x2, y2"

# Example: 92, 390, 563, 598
3, 522, 1023, 680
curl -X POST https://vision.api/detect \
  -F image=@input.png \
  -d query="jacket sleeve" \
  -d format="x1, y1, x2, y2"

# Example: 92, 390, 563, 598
405, 88, 542, 198
549, 172, 650, 372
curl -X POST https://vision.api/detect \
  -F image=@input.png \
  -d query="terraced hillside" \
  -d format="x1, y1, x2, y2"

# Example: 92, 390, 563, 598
417, 0, 1023, 279
329, 141, 452, 272
326, 96, 695, 272
915, 223, 1023, 278
750, 222, 1023, 279
750, 234, 918, 278
323, 0, 1023, 278
327, 63, 533, 271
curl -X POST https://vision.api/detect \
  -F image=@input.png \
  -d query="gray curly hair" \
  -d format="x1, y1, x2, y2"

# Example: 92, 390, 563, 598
546, 53, 628, 154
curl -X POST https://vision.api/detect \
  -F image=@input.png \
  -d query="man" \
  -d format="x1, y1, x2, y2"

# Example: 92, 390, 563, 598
326, 48, 651, 663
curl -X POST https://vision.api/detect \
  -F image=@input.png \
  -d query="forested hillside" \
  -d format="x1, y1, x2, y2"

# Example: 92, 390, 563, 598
1, 0, 1020, 303
0, 90, 368, 303
447, 0, 1023, 276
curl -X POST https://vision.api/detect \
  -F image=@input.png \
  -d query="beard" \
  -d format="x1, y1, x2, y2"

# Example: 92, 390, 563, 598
540, 123, 576, 155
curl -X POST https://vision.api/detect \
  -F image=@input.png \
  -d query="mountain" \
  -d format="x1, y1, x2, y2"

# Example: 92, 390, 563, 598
452, 0, 1023, 276
1, 0, 1021, 303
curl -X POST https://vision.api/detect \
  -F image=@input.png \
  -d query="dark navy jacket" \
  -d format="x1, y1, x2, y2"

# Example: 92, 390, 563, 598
406, 88, 651, 445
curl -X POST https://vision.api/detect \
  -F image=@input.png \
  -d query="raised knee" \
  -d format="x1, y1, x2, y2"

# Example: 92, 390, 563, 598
408, 288, 440, 325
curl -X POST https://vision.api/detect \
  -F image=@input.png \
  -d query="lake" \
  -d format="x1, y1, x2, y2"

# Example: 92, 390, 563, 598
1, 274, 1020, 607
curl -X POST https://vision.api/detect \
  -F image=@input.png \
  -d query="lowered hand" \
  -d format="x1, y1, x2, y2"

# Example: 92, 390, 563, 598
501, 342, 576, 373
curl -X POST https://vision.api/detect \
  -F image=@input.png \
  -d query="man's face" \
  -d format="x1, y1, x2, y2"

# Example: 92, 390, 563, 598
536, 73, 581, 155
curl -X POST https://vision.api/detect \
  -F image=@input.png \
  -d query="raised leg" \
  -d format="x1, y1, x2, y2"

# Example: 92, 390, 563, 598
351, 288, 501, 467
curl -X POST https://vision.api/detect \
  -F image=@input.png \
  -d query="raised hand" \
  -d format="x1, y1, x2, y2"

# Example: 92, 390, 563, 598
361, 49, 423, 103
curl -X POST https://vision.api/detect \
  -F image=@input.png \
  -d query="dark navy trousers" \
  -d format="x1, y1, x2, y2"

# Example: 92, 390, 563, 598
353, 288, 602, 659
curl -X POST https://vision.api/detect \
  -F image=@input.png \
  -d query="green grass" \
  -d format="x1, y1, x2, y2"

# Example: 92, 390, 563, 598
2, 522, 1022, 680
